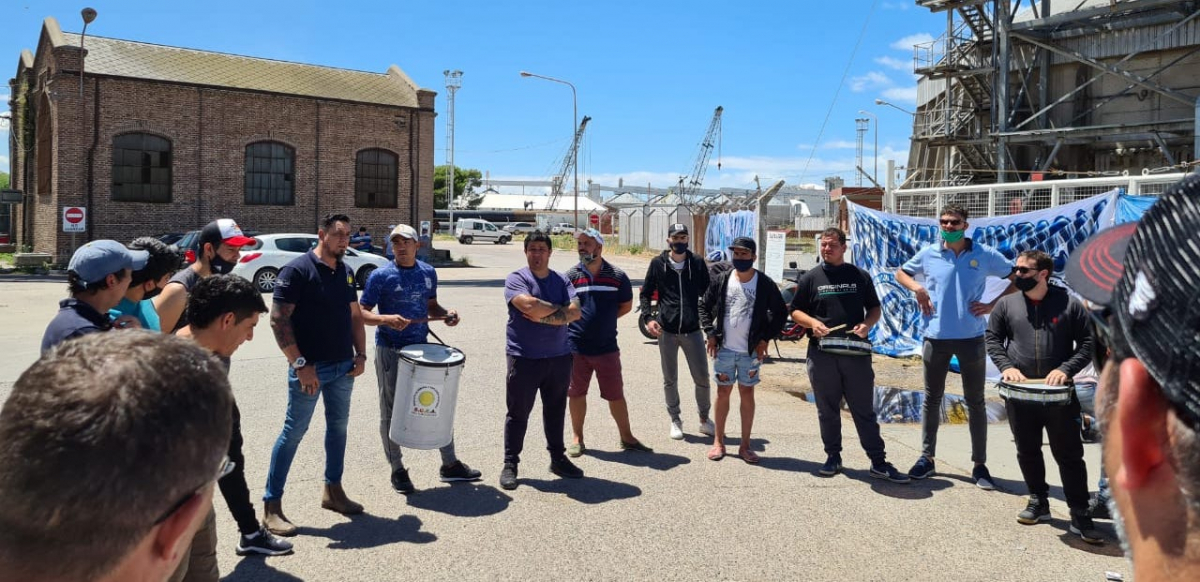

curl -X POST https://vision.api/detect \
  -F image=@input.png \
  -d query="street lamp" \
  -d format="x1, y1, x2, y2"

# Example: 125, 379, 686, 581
874, 98, 914, 115
519, 70, 578, 232
79, 8, 97, 96
444, 70, 462, 233
858, 110, 878, 185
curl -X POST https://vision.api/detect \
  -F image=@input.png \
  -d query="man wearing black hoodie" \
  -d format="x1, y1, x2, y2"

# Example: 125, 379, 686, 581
640, 223, 714, 440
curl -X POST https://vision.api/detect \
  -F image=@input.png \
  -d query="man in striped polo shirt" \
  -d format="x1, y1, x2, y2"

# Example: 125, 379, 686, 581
565, 229, 652, 456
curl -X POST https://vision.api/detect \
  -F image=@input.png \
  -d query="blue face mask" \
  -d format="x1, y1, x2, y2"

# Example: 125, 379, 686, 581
732, 258, 754, 272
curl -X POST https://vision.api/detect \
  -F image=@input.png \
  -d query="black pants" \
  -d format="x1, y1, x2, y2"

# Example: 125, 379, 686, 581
1005, 393, 1090, 511
218, 402, 260, 535
806, 344, 886, 464
504, 354, 573, 465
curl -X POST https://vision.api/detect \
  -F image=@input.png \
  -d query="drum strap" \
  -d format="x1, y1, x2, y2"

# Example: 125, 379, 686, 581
427, 328, 448, 347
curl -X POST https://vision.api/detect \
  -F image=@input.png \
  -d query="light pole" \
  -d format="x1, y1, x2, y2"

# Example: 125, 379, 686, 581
874, 98, 914, 115
858, 109, 878, 185
444, 70, 462, 234
79, 8, 97, 96
520, 70, 578, 232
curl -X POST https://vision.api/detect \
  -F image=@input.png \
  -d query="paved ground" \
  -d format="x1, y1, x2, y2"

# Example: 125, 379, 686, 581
0, 240, 1128, 582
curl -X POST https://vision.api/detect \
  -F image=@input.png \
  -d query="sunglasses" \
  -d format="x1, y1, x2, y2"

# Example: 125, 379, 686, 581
152, 455, 235, 525
1013, 266, 1041, 275
939, 219, 963, 226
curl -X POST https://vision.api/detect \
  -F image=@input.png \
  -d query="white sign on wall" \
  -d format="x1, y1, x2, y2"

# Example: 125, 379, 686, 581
764, 230, 787, 282
63, 207, 87, 233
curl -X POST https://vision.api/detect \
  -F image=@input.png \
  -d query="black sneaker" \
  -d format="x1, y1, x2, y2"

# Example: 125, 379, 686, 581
235, 527, 294, 556
818, 454, 842, 477
439, 460, 482, 482
869, 462, 911, 484
908, 456, 936, 480
972, 464, 996, 491
1070, 512, 1105, 545
1017, 495, 1051, 525
549, 456, 584, 479
499, 463, 519, 490
1087, 495, 1111, 520
391, 467, 415, 494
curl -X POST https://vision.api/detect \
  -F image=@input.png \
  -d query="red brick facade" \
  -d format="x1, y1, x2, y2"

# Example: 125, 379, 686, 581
9, 21, 435, 263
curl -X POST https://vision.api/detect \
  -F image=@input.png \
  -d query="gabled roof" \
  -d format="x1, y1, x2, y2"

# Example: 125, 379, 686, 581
36, 17, 424, 108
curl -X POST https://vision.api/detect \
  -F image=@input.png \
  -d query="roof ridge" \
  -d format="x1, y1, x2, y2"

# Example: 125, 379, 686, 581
58, 31, 394, 78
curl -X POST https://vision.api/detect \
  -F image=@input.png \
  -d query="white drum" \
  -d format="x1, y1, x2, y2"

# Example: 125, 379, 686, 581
389, 344, 466, 450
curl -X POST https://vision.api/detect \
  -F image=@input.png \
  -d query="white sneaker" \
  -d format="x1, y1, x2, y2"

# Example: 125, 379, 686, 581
669, 420, 684, 440
698, 419, 716, 437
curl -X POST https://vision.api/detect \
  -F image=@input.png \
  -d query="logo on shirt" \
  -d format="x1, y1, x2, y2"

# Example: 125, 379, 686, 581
425, 277, 433, 289
411, 386, 440, 417
969, 259, 979, 268
817, 283, 858, 296
346, 274, 355, 286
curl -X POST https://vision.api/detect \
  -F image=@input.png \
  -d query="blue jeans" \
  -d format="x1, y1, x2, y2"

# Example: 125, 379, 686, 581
264, 360, 355, 501
712, 347, 762, 387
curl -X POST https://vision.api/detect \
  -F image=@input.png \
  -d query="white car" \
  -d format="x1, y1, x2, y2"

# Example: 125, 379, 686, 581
550, 223, 576, 235
232, 233, 390, 293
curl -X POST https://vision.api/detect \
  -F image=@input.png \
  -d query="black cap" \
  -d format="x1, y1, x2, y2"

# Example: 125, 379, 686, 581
729, 236, 757, 254
668, 223, 689, 237
1066, 172, 1200, 426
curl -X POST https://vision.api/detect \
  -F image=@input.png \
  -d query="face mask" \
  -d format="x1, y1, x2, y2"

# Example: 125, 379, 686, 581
579, 253, 596, 265
670, 242, 688, 254
941, 229, 965, 244
209, 253, 236, 275
1014, 276, 1038, 292
732, 259, 754, 273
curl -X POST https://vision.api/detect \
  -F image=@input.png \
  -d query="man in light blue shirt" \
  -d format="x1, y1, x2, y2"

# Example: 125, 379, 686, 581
895, 204, 1015, 488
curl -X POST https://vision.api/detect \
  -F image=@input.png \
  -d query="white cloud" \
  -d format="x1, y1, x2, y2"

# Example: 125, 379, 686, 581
882, 86, 919, 103
882, 1, 911, 10
850, 71, 892, 92
822, 140, 859, 150
891, 33, 934, 51
874, 56, 911, 72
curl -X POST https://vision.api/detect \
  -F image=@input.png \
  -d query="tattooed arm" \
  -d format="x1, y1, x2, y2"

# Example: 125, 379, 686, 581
270, 301, 302, 362
538, 298, 582, 326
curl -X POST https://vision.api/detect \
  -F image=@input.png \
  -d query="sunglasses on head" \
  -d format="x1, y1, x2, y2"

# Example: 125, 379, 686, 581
939, 219, 963, 226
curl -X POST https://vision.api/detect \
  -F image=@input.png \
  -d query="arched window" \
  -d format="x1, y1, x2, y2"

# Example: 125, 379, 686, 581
112, 133, 172, 202
36, 94, 53, 197
355, 148, 397, 208
245, 141, 295, 205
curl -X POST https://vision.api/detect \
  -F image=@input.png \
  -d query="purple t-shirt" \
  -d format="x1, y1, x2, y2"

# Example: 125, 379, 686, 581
504, 267, 577, 358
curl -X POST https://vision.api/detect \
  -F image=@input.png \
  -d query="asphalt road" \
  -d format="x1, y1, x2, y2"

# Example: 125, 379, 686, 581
0, 240, 1128, 582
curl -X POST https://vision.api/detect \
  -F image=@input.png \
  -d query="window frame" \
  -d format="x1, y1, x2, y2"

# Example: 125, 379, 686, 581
244, 141, 296, 206
354, 148, 398, 209
111, 132, 173, 203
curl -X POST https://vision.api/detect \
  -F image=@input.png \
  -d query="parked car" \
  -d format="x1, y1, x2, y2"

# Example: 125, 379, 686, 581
550, 223, 576, 235
456, 218, 511, 245
502, 222, 537, 235
231, 234, 388, 292
153, 232, 186, 245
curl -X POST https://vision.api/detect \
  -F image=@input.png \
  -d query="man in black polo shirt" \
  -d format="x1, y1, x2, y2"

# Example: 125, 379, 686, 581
41, 239, 148, 353
262, 214, 367, 536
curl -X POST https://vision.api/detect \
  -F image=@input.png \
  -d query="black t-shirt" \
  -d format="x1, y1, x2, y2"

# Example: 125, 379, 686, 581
790, 262, 880, 337
273, 251, 358, 363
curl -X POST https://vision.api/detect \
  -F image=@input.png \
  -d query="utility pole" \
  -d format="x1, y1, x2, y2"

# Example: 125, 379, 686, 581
444, 70, 463, 233
855, 118, 869, 186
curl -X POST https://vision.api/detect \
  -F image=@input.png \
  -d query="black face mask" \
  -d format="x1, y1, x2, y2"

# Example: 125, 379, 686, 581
209, 253, 236, 275
670, 242, 688, 255
1015, 276, 1038, 292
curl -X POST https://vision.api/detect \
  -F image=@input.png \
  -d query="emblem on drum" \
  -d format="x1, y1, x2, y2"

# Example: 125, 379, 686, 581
411, 386, 440, 417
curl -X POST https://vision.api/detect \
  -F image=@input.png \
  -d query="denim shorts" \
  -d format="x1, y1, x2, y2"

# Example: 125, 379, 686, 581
712, 347, 762, 387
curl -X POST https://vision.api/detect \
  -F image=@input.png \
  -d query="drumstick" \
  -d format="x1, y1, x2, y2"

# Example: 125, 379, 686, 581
826, 323, 847, 332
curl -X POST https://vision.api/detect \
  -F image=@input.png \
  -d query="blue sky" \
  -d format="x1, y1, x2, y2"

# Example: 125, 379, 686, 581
3, 0, 941, 192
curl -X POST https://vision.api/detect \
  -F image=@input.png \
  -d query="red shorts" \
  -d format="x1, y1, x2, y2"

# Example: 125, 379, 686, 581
569, 351, 624, 401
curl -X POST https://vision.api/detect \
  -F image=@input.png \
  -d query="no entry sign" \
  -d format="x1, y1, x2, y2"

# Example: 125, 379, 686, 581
63, 207, 87, 233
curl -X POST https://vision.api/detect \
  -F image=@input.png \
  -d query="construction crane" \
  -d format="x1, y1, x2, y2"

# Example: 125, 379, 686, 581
677, 106, 723, 206
547, 116, 591, 211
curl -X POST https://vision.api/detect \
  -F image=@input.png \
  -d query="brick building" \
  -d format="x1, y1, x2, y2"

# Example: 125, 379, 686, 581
7, 17, 435, 262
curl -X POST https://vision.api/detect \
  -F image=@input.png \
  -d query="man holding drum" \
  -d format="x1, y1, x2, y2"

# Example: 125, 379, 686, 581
359, 224, 481, 495
790, 228, 910, 483
896, 204, 1015, 488
985, 250, 1099, 542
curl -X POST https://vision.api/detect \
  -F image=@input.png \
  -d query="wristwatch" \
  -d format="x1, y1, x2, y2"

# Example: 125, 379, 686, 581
290, 357, 308, 370
354, 352, 367, 361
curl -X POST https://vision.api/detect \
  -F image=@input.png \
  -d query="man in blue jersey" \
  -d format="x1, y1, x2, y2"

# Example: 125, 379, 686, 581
360, 224, 480, 494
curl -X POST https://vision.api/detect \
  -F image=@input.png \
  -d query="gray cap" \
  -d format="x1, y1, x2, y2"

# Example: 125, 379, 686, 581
68, 240, 149, 286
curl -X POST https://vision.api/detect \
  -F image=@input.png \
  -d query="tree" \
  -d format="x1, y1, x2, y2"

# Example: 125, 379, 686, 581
0, 172, 8, 190
433, 165, 482, 210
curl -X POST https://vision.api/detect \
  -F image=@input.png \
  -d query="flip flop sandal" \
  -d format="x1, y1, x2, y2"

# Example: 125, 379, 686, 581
707, 445, 726, 461
739, 449, 761, 464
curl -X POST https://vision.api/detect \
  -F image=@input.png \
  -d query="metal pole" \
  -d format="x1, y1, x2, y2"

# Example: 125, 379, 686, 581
444, 70, 462, 234
519, 71, 578, 232
858, 110, 879, 185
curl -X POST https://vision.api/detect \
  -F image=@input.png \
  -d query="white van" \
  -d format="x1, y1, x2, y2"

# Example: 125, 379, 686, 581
456, 218, 510, 245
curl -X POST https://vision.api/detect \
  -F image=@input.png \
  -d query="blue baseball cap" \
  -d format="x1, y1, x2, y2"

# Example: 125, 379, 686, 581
576, 228, 604, 245
67, 240, 149, 285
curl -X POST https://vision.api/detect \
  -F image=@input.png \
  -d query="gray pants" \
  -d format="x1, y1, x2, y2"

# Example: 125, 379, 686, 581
658, 330, 711, 422
166, 506, 218, 582
375, 346, 457, 470
806, 344, 886, 464
920, 337, 988, 464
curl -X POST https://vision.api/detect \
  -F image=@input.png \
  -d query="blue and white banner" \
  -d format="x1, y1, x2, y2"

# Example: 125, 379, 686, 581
704, 210, 757, 261
849, 189, 1122, 357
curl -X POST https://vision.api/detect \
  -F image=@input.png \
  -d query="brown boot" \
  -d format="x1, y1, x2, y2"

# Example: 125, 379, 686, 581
321, 483, 364, 515
262, 499, 298, 537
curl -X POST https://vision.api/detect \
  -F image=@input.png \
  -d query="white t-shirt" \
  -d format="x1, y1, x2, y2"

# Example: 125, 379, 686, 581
721, 271, 757, 353
670, 258, 686, 271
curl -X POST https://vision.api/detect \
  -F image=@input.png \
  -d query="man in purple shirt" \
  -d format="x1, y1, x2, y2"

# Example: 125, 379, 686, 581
500, 232, 583, 491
